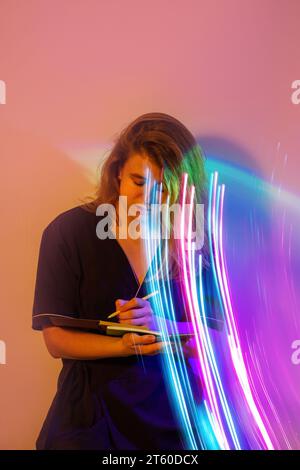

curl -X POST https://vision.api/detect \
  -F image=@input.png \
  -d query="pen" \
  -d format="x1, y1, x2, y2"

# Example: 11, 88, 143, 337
107, 290, 159, 319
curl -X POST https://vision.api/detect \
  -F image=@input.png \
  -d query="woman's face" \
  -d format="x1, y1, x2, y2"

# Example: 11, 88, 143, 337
118, 153, 168, 210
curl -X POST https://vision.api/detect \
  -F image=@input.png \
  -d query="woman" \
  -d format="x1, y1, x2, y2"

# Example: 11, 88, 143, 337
32, 112, 219, 450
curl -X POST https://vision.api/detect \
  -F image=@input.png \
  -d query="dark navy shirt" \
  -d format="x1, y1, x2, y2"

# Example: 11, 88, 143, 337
32, 204, 222, 450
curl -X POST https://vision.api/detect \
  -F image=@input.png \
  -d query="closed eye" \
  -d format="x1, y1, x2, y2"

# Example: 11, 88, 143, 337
133, 179, 165, 192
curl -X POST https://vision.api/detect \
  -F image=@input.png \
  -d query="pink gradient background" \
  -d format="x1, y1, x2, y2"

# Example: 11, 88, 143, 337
0, 0, 299, 449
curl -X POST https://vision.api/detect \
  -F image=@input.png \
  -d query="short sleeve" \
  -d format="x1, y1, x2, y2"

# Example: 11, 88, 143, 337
32, 218, 81, 330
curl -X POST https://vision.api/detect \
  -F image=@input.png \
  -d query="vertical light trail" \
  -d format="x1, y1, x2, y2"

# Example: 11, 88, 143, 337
215, 175, 274, 450
208, 171, 274, 450
179, 173, 229, 449
143, 173, 198, 449
184, 177, 241, 448
137, 168, 273, 449
158, 192, 209, 449
195, 252, 241, 449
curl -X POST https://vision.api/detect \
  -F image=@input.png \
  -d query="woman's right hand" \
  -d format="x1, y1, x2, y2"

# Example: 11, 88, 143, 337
120, 333, 174, 357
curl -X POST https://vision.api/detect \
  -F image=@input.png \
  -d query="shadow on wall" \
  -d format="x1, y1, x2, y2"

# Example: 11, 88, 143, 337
197, 135, 300, 449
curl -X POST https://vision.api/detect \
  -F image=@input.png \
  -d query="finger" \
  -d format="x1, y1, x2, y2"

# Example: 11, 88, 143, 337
138, 341, 175, 356
149, 342, 175, 355
137, 343, 162, 355
119, 316, 150, 327
118, 308, 148, 321
115, 299, 128, 309
117, 297, 147, 312
161, 341, 176, 352
132, 338, 157, 354
126, 333, 157, 346
157, 341, 178, 355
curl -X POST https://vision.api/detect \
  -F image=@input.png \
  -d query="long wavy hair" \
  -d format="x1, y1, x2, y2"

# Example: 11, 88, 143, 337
80, 112, 209, 281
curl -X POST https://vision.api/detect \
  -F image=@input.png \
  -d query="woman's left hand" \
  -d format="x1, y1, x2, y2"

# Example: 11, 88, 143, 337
115, 297, 156, 330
